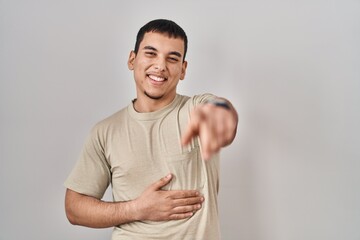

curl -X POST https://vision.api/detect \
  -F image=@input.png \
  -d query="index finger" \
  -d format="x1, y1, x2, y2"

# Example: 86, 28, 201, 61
181, 109, 203, 146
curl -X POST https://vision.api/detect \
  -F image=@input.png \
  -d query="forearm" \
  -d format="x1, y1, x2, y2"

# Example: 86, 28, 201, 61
65, 188, 138, 228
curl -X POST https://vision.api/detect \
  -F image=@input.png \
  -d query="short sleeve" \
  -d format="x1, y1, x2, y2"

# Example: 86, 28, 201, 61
190, 93, 217, 107
64, 125, 111, 199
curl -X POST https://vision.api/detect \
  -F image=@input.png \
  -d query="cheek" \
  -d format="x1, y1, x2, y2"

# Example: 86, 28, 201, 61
134, 58, 151, 70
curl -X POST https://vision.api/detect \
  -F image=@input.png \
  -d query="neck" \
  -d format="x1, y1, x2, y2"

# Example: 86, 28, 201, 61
133, 95, 176, 113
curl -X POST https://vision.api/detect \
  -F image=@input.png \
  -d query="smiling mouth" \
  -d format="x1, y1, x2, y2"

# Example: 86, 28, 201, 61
148, 74, 167, 82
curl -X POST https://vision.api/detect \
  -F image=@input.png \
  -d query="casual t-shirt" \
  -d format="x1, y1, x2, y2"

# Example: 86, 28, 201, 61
65, 93, 221, 239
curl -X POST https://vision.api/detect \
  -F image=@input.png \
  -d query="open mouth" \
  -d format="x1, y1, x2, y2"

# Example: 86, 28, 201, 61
148, 74, 167, 82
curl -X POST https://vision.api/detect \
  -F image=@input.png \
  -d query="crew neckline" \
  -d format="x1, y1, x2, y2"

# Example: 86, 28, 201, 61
127, 94, 182, 121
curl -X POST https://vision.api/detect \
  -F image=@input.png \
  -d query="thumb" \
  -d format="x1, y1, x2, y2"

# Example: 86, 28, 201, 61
150, 173, 173, 191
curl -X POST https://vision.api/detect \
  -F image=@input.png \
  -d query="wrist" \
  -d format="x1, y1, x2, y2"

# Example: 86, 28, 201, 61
129, 198, 142, 221
113, 199, 141, 224
205, 98, 231, 110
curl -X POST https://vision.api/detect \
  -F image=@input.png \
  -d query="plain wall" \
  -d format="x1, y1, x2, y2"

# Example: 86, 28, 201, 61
1, 0, 359, 239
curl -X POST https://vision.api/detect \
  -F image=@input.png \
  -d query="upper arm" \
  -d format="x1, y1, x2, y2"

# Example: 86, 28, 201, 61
64, 126, 111, 199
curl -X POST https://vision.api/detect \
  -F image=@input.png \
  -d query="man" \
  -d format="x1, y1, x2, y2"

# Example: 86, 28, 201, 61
64, 19, 238, 239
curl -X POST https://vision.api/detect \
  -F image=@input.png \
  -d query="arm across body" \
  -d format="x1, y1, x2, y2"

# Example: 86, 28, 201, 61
65, 174, 204, 228
65, 188, 135, 228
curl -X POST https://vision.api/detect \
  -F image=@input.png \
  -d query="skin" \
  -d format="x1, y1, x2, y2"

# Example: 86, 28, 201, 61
182, 99, 238, 160
65, 32, 238, 228
65, 174, 203, 227
127, 32, 187, 113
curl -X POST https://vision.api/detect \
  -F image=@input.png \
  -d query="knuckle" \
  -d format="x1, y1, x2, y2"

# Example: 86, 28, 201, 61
172, 214, 181, 220
191, 205, 197, 211
169, 202, 176, 208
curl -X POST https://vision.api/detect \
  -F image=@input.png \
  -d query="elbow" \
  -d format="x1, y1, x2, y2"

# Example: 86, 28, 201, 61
65, 189, 80, 225
65, 209, 78, 225
65, 202, 79, 225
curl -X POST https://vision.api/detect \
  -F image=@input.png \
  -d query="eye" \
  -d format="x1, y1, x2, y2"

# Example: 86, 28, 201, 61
168, 57, 179, 63
145, 51, 156, 56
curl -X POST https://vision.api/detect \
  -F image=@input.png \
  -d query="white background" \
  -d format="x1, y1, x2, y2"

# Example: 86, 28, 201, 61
1, 0, 359, 239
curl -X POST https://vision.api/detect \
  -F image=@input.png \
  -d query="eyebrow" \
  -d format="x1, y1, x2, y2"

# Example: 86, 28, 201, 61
143, 45, 182, 58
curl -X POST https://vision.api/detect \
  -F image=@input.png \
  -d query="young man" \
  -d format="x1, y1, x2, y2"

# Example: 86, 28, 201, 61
65, 19, 238, 239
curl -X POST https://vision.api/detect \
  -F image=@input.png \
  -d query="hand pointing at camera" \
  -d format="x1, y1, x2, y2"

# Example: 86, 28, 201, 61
182, 98, 238, 160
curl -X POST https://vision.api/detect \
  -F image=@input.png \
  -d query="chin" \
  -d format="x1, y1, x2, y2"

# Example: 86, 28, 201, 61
144, 91, 164, 100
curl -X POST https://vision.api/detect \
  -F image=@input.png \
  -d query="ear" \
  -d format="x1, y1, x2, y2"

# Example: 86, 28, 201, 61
180, 60, 188, 80
127, 51, 136, 70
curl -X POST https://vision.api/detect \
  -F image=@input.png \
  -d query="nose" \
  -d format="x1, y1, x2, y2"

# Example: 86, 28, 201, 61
153, 57, 166, 71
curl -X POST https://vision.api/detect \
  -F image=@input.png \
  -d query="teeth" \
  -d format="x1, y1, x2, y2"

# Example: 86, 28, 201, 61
149, 75, 165, 82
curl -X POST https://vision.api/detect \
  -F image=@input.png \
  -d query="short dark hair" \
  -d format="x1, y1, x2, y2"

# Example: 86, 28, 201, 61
134, 19, 188, 61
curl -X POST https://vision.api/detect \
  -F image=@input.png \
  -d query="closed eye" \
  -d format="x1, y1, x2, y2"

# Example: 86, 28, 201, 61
168, 57, 179, 62
145, 51, 156, 56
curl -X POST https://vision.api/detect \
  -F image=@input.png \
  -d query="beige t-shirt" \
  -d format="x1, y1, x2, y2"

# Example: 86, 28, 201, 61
65, 94, 221, 239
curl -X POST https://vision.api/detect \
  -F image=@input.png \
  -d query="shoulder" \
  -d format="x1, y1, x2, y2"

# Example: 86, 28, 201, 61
173, 93, 217, 118
180, 93, 217, 108
90, 106, 129, 136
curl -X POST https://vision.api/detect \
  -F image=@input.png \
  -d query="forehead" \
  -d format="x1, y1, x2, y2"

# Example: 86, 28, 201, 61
140, 32, 185, 54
